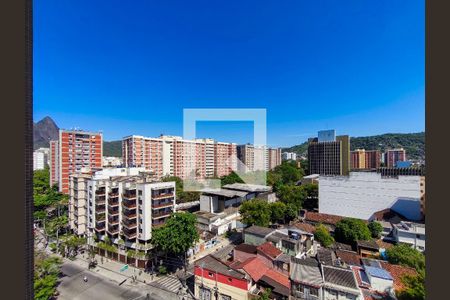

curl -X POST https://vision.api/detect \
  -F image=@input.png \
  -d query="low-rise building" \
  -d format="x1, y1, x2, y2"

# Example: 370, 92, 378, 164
392, 221, 425, 252
33, 147, 50, 170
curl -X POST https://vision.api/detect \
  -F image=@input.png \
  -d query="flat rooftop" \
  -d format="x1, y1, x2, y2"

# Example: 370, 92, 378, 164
200, 188, 248, 198
223, 183, 271, 193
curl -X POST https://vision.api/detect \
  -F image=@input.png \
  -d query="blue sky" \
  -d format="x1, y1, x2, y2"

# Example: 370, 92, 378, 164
34, 0, 424, 147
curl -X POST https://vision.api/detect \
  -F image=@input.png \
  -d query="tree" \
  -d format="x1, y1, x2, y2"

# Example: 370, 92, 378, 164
397, 270, 425, 300
301, 183, 319, 210
276, 184, 306, 212
334, 218, 371, 245
269, 202, 287, 224
368, 221, 383, 238
314, 224, 334, 247
34, 253, 62, 300
161, 175, 200, 203
34, 274, 59, 300
386, 244, 425, 271
273, 160, 303, 185
239, 199, 271, 227
220, 171, 244, 186
257, 288, 272, 300
152, 212, 199, 256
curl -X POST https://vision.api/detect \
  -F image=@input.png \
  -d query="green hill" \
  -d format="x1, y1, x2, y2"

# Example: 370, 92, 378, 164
282, 132, 425, 160
103, 140, 122, 157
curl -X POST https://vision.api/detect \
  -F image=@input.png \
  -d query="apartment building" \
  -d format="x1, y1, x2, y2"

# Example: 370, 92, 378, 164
122, 135, 237, 179
282, 152, 297, 161
237, 145, 282, 173
50, 130, 103, 194
69, 167, 176, 256
385, 148, 406, 168
351, 149, 381, 170
392, 221, 426, 252
33, 147, 50, 170
308, 130, 350, 176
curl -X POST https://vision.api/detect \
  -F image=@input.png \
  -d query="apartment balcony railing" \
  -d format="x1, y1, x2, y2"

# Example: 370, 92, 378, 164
122, 201, 137, 209
95, 207, 106, 214
108, 217, 119, 225
152, 210, 172, 219
108, 198, 119, 206
96, 189, 106, 195
123, 191, 137, 199
152, 193, 174, 200
123, 229, 137, 239
122, 220, 137, 229
108, 208, 119, 216
152, 221, 166, 228
108, 192, 119, 198
95, 198, 106, 205
123, 212, 137, 220
107, 226, 119, 235
95, 224, 105, 232
152, 201, 173, 209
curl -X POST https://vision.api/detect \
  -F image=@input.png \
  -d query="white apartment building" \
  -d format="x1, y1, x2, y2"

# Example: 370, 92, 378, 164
392, 221, 426, 252
319, 172, 423, 221
102, 156, 122, 167
33, 147, 50, 170
282, 152, 297, 161
122, 135, 237, 180
69, 167, 176, 254
237, 145, 282, 173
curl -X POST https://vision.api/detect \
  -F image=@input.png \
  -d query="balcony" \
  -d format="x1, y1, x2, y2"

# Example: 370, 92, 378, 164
108, 198, 119, 206
122, 200, 137, 210
152, 201, 173, 209
108, 217, 119, 225
123, 228, 137, 239
123, 212, 137, 220
108, 208, 119, 216
152, 210, 172, 219
123, 190, 137, 199
122, 220, 137, 229
152, 221, 166, 228
152, 192, 174, 200
95, 198, 106, 205
108, 192, 119, 198
95, 223, 105, 232
95, 207, 106, 214
107, 226, 119, 235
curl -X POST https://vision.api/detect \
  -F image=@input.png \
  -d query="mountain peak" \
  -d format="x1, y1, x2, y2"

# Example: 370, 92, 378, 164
34, 116, 59, 149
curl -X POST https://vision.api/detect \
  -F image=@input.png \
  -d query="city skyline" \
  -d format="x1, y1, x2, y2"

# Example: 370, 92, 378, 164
34, 0, 424, 147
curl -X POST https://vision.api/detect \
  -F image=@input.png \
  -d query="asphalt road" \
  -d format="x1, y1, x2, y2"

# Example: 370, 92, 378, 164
58, 261, 147, 300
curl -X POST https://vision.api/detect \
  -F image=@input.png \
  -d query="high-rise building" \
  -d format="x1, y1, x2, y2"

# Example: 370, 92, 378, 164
237, 145, 282, 173
350, 149, 366, 169
282, 152, 297, 161
122, 135, 238, 179
33, 147, 50, 170
351, 149, 381, 170
385, 148, 406, 168
50, 130, 103, 194
308, 130, 350, 176
69, 168, 176, 262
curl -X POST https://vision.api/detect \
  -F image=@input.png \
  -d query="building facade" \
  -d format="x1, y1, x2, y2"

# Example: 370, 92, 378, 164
237, 145, 282, 173
122, 135, 238, 180
308, 130, 350, 176
282, 152, 297, 161
392, 221, 426, 252
385, 148, 406, 168
33, 147, 50, 170
50, 130, 103, 194
69, 168, 176, 256
351, 149, 381, 170
319, 172, 423, 221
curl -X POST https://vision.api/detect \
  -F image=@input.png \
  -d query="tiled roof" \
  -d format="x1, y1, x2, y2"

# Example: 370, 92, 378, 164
241, 257, 270, 281
317, 248, 337, 265
260, 270, 290, 296
323, 265, 359, 290
336, 250, 362, 266
365, 266, 393, 281
195, 255, 247, 280
292, 222, 316, 234
380, 262, 418, 291
375, 239, 394, 250
234, 243, 258, 254
257, 242, 282, 259
371, 208, 407, 223
351, 266, 371, 289
305, 212, 344, 226
357, 239, 380, 250
244, 225, 274, 237
362, 289, 393, 300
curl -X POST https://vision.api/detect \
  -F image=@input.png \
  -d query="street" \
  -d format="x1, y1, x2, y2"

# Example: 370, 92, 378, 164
57, 259, 190, 300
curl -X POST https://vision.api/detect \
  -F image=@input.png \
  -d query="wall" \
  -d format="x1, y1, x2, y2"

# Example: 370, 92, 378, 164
319, 172, 422, 221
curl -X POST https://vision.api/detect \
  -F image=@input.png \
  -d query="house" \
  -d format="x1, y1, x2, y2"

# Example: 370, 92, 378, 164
194, 255, 256, 300
290, 257, 324, 300
234, 243, 258, 263
361, 259, 395, 295
316, 248, 337, 266
243, 225, 275, 246
356, 240, 380, 258
194, 209, 237, 235
267, 228, 315, 257
379, 261, 418, 293
302, 211, 344, 232
392, 221, 425, 252
222, 183, 276, 203
335, 250, 362, 267
322, 265, 362, 300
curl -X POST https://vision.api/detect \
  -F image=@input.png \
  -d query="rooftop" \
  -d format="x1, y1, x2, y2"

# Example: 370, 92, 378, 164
379, 262, 417, 291
290, 257, 323, 287
335, 250, 362, 266
317, 248, 337, 266
357, 240, 380, 250
195, 255, 247, 280
292, 222, 316, 234
323, 265, 359, 290
200, 188, 248, 198
305, 211, 344, 226
234, 243, 258, 254
244, 225, 274, 237
222, 183, 272, 193
364, 266, 393, 281
393, 221, 425, 234
257, 242, 282, 259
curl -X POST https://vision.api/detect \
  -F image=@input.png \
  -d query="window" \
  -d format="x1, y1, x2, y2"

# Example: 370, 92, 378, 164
310, 287, 319, 296
220, 295, 231, 300
227, 277, 232, 283
199, 287, 211, 300
297, 285, 304, 293
208, 272, 213, 277
138, 190, 142, 196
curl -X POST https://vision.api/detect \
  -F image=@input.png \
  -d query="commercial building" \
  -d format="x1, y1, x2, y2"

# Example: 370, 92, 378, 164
33, 147, 50, 170
122, 135, 237, 180
282, 152, 297, 161
50, 129, 103, 194
318, 172, 423, 221
392, 221, 426, 252
237, 145, 282, 173
350, 149, 381, 170
385, 148, 406, 168
308, 130, 350, 176
69, 168, 176, 265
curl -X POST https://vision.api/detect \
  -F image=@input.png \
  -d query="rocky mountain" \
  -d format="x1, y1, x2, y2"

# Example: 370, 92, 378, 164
33, 116, 59, 149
